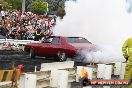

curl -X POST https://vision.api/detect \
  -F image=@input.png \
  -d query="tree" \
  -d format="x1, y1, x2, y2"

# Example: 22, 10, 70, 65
25, 0, 32, 11
0, 0, 4, 3
56, 7, 65, 19
1, 2, 12, 10
6, 0, 22, 10
32, 0, 66, 14
31, 1, 48, 15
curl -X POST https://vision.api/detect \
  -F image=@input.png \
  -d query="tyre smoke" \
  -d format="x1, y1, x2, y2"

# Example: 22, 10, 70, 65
54, 0, 132, 63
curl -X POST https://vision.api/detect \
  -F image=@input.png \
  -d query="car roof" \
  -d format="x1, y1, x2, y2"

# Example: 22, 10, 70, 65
50, 36, 84, 38
67, 37, 85, 38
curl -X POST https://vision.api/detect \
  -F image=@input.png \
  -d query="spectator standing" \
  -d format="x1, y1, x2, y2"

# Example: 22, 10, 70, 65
34, 29, 42, 41
1, 10, 5, 20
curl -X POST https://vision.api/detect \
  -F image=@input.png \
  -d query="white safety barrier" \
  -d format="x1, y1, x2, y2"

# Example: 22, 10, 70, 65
114, 62, 122, 76
98, 65, 111, 88
97, 63, 127, 88
120, 63, 126, 79
13, 40, 39, 44
113, 62, 126, 79
97, 64, 106, 79
50, 69, 69, 88
27, 61, 76, 88
0, 39, 39, 45
103, 65, 112, 79
97, 63, 126, 80
0, 39, 14, 42
8, 61, 126, 88
19, 73, 37, 88
35, 71, 51, 88
40, 61, 74, 71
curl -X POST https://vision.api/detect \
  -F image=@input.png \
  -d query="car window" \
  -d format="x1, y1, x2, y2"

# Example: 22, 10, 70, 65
51, 37, 61, 44
41, 37, 53, 43
67, 37, 92, 43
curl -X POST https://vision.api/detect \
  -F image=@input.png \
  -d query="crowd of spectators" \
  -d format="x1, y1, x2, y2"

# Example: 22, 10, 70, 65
0, 10, 56, 41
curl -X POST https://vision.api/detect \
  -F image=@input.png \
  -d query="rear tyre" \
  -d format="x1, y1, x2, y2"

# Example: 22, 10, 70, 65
30, 48, 35, 59
56, 51, 67, 62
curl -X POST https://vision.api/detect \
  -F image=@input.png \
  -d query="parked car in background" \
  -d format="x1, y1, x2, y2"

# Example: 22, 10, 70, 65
24, 36, 97, 61
2, 42, 11, 50
0, 35, 5, 39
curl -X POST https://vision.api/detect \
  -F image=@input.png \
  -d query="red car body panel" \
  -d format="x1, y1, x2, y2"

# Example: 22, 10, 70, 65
69, 43, 97, 52
24, 36, 96, 58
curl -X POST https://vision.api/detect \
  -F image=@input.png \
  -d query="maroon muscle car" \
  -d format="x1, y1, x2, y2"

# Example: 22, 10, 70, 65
24, 36, 97, 61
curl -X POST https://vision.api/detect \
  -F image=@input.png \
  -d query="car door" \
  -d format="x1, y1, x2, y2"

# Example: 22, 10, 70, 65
36, 43, 48, 56
41, 37, 62, 57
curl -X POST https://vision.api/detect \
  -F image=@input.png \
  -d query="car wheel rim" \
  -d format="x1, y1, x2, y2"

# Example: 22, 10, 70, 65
59, 52, 66, 61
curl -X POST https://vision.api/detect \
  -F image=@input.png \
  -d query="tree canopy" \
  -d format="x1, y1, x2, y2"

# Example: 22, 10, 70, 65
56, 7, 65, 19
6, 0, 22, 10
31, 1, 48, 15
0, 2, 12, 10
2, 0, 76, 18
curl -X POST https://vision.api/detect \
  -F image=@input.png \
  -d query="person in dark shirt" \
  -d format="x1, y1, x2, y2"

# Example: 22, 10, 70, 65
34, 29, 42, 41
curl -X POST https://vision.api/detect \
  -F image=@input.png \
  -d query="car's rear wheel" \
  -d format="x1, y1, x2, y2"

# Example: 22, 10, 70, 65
30, 48, 35, 59
56, 51, 67, 61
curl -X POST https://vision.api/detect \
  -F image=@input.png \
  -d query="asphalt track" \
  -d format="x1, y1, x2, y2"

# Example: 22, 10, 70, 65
0, 50, 88, 73
0, 50, 55, 72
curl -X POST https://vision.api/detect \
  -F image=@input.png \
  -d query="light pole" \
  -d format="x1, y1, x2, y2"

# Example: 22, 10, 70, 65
22, 0, 25, 14
46, 2, 49, 15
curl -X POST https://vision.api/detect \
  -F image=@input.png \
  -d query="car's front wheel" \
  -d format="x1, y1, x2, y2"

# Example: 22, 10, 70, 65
30, 48, 35, 59
56, 51, 67, 61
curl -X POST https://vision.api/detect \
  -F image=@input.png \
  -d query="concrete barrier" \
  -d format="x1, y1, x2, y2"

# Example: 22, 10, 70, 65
40, 61, 74, 71
0, 39, 39, 45
19, 73, 37, 88
0, 62, 127, 88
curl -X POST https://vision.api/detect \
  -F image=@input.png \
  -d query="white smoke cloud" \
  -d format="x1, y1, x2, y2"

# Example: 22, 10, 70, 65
53, 0, 132, 63
82, 45, 124, 63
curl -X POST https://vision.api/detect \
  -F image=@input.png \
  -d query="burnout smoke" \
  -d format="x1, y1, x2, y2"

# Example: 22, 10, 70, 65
81, 45, 123, 63
54, 0, 132, 63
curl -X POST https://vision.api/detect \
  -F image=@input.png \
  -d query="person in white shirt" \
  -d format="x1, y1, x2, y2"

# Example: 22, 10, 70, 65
1, 10, 5, 20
